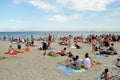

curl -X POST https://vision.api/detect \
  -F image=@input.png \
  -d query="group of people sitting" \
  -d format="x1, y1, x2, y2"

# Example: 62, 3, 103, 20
5, 43, 30, 55
65, 52, 95, 70
94, 43, 118, 55
58, 37, 69, 46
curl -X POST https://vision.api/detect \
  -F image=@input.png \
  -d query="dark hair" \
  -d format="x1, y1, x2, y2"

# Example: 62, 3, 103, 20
95, 47, 98, 51
117, 58, 120, 61
68, 52, 73, 57
85, 53, 89, 58
10, 45, 12, 47
111, 43, 114, 46
74, 55, 79, 61
64, 48, 66, 50
104, 68, 109, 73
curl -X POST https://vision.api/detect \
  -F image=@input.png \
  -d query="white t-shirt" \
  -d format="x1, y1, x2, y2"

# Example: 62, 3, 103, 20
84, 58, 91, 68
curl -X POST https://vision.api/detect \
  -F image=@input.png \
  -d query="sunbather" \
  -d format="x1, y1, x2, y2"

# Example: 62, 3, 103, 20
47, 51, 58, 57
57, 48, 67, 56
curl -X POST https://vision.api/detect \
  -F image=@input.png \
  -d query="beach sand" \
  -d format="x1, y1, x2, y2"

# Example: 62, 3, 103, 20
0, 41, 120, 80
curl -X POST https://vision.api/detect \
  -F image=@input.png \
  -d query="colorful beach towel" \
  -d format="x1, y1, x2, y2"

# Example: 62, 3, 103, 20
57, 66, 74, 75
72, 68, 85, 73
9, 51, 19, 55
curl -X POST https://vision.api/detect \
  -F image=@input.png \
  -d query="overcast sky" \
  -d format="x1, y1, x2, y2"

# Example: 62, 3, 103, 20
0, 0, 120, 31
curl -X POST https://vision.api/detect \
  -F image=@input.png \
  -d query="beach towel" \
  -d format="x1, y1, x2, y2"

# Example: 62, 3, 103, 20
72, 68, 85, 73
46, 54, 58, 58
71, 46, 76, 48
57, 66, 74, 75
50, 48, 55, 50
9, 51, 19, 55
98, 54, 109, 57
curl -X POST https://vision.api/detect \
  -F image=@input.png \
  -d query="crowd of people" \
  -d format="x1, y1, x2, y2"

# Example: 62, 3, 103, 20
2, 33, 120, 79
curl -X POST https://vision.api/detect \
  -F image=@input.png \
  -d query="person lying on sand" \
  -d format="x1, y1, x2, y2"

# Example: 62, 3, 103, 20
47, 51, 58, 57
57, 47, 67, 56
99, 43, 117, 55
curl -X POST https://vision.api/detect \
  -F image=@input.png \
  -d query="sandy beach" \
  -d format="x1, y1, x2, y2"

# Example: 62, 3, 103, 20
0, 40, 120, 80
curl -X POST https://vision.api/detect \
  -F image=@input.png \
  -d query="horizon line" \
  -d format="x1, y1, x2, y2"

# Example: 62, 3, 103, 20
0, 30, 120, 32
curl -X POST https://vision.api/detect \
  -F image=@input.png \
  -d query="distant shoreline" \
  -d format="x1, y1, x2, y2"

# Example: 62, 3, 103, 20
0, 31, 120, 32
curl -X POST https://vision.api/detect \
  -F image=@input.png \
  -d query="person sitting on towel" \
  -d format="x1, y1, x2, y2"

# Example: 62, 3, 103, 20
65, 51, 74, 66
82, 53, 91, 70
100, 68, 112, 80
74, 42, 81, 49
106, 43, 117, 55
57, 48, 67, 56
66, 55, 81, 70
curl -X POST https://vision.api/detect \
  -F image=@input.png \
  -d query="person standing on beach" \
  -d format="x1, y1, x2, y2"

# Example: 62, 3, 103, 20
48, 34, 52, 42
31, 35, 34, 46
92, 37, 97, 51
3, 35, 6, 41
68, 35, 72, 47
